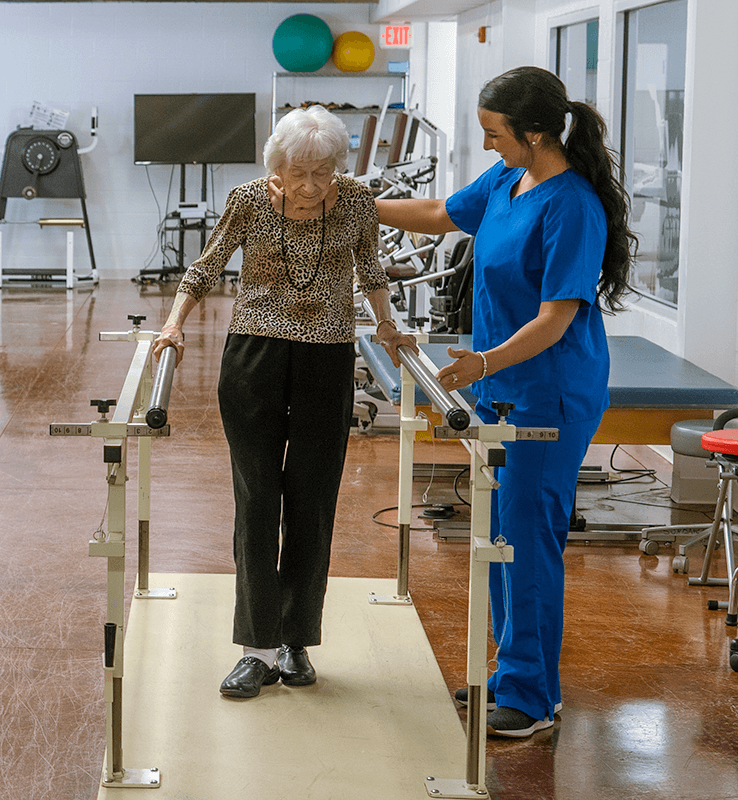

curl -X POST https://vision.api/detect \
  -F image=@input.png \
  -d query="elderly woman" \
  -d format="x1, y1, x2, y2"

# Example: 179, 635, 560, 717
153, 105, 414, 699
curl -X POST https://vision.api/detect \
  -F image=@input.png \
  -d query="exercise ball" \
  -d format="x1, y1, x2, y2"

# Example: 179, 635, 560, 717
332, 31, 375, 72
272, 14, 333, 73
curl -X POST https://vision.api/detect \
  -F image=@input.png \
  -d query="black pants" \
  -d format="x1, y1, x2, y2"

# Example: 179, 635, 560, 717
218, 333, 355, 649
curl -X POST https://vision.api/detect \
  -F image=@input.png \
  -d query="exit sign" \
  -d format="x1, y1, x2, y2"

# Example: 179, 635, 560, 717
380, 24, 413, 49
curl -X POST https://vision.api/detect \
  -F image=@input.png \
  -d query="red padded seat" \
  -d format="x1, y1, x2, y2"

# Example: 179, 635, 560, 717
701, 429, 738, 456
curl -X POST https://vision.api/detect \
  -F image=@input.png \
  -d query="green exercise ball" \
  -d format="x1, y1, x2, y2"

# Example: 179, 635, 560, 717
273, 14, 334, 73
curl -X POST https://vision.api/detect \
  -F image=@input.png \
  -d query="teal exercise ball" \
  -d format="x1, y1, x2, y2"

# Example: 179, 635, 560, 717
273, 15, 334, 73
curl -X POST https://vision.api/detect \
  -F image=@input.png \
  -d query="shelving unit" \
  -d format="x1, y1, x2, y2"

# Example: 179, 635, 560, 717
271, 71, 409, 170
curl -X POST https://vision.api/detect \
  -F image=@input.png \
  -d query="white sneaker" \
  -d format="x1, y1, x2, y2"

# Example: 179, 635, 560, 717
486, 706, 555, 738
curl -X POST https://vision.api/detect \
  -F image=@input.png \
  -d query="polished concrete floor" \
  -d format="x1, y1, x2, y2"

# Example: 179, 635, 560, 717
1, 279, 737, 800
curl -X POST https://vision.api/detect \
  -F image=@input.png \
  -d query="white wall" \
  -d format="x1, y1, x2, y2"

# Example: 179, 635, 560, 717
0, 3, 400, 279
677, 0, 738, 383
453, 3, 504, 190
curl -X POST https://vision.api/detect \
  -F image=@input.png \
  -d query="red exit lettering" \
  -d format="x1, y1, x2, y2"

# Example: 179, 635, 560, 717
380, 24, 413, 49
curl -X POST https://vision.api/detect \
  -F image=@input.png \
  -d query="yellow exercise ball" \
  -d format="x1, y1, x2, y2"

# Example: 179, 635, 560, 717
332, 31, 375, 72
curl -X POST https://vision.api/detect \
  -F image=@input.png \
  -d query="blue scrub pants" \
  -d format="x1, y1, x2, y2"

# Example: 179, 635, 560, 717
479, 406, 603, 721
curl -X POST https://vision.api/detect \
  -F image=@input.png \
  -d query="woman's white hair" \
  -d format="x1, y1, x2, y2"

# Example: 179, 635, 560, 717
264, 105, 349, 175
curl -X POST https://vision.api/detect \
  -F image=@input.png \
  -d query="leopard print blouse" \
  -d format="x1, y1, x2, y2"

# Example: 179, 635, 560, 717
177, 173, 388, 344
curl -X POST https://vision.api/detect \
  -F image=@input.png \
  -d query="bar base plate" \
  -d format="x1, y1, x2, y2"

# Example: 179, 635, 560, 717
135, 587, 177, 599
425, 777, 488, 798
367, 592, 413, 606
102, 766, 161, 788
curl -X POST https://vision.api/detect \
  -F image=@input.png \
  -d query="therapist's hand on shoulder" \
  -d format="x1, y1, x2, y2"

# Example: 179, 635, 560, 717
437, 347, 486, 392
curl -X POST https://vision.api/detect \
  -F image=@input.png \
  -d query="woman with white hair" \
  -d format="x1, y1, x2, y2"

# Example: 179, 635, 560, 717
153, 106, 414, 699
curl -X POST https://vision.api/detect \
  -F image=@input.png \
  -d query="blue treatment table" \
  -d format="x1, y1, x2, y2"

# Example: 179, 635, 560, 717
357, 334, 738, 445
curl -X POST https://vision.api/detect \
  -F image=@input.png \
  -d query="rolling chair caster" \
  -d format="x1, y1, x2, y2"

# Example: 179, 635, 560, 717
730, 639, 738, 673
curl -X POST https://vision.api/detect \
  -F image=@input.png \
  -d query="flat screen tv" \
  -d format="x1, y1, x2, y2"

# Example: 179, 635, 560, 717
134, 93, 256, 165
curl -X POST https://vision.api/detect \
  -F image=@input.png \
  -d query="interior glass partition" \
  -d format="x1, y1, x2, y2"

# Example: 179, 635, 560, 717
550, 18, 599, 105
620, 0, 688, 307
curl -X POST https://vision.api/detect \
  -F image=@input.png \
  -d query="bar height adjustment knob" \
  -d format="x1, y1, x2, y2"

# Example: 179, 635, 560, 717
91, 399, 117, 419
491, 401, 515, 420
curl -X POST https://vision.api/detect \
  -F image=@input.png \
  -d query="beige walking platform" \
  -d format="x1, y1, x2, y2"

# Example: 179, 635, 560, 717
97, 574, 467, 800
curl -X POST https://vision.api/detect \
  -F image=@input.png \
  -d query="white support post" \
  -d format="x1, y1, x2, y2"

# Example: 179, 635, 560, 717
135, 351, 176, 601
425, 434, 512, 800
66, 230, 74, 289
369, 361, 426, 606
104, 449, 127, 785
466, 446, 494, 786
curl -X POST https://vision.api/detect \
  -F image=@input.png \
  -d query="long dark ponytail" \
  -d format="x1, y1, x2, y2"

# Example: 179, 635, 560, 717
478, 66, 636, 312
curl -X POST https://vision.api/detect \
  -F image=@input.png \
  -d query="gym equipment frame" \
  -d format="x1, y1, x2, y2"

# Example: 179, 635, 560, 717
0, 126, 98, 287
363, 316, 558, 798
50, 314, 177, 789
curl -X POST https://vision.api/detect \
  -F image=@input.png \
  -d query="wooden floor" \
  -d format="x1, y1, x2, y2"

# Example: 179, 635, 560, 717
1, 279, 737, 800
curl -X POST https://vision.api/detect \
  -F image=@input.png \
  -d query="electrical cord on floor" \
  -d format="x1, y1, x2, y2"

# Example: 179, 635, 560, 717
373, 425, 473, 528
371, 503, 438, 531
453, 467, 471, 506
608, 444, 658, 482
604, 486, 714, 515
578, 444, 658, 485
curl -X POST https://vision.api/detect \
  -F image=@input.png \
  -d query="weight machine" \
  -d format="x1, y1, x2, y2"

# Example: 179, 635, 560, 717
50, 314, 177, 788
353, 93, 458, 335
0, 108, 99, 288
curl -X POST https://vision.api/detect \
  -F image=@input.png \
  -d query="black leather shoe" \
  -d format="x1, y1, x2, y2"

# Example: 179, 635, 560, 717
278, 645, 316, 686
219, 656, 280, 698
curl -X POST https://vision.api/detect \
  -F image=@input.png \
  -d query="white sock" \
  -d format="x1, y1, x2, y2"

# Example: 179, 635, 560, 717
242, 646, 277, 667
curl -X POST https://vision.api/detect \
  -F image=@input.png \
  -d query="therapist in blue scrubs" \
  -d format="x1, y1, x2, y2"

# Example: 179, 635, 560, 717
376, 66, 636, 738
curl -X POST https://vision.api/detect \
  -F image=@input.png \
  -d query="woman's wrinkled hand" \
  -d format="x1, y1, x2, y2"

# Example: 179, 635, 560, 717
378, 327, 419, 368
436, 347, 486, 392
152, 325, 185, 367
267, 175, 284, 213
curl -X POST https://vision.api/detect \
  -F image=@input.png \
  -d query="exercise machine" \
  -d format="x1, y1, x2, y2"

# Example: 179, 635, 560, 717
0, 108, 99, 287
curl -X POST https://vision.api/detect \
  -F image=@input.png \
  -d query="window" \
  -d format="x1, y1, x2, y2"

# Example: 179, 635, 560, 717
620, 0, 688, 306
551, 19, 599, 105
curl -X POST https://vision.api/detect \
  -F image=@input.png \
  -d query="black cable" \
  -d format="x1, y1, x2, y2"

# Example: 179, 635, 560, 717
453, 467, 471, 506
609, 443, 657, 476
371, 503, 437, 531
601, 485, 714, 515
577, 444, 657, 485
607, 495, 712, 514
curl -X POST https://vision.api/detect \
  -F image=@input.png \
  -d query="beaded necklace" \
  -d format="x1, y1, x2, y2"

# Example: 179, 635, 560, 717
281, 193, 326, 290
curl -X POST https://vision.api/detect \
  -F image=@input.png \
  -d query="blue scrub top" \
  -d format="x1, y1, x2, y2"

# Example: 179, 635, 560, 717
446, 161, 610, 425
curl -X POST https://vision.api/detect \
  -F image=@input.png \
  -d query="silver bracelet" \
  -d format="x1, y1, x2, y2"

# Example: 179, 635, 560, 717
476, 351, 488, 378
